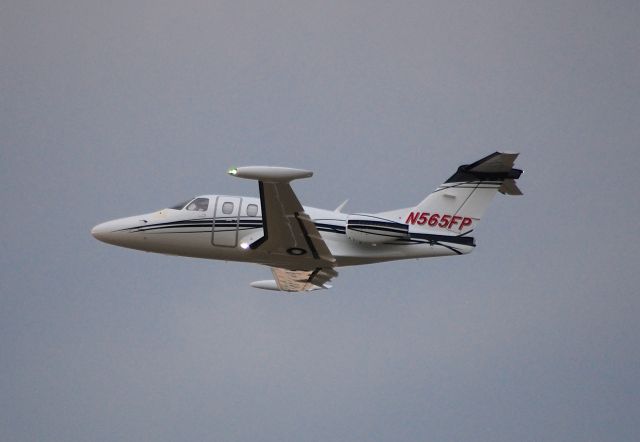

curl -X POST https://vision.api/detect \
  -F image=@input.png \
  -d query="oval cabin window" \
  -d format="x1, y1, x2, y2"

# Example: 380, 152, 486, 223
247, 204, 258, 217
221, 201, 234, 215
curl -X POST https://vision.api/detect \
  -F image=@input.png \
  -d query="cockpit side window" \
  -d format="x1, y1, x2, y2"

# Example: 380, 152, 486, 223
185, 198, 209, 212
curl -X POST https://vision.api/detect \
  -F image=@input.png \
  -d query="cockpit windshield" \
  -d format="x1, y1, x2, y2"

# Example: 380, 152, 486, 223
170, 197, 209, 211
170, 199, 193, 210
185, 198, 209, 211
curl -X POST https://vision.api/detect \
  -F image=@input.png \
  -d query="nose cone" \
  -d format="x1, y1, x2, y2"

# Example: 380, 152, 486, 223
91, 221, 118, 244
91, 215, 145, 247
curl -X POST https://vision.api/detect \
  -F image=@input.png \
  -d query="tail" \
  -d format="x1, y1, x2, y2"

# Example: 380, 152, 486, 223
403, 152, 523, 234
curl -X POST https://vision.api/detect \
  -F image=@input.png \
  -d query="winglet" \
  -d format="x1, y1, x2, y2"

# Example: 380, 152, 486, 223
228, 166, 312, 182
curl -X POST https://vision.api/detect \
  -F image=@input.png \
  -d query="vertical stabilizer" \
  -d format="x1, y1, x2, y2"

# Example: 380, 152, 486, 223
403, 152, 523, 234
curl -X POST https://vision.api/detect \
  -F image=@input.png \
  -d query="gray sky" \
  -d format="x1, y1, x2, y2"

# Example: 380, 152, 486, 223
2, 1, 639, 441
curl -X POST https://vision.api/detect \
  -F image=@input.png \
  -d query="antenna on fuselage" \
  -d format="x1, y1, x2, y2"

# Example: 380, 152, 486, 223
334, 199, 349, 213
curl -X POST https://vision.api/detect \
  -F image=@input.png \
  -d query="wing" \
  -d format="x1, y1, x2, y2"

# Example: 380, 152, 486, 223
229, 166, 337, 282
251, 180, 335, 263
270, 266, 338, 292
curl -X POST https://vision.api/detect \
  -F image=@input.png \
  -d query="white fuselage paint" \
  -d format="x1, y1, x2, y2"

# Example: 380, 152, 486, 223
91, 194, 474, 268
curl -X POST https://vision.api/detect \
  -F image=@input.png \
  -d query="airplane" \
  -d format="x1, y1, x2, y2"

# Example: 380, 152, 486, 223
91, 152, 523, 292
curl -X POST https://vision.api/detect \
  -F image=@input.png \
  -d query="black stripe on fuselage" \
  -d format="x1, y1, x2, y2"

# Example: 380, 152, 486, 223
347, 225, 408, 235
315, 222, 346, 234
117, 215, 474, 247
120, 218, 262, 233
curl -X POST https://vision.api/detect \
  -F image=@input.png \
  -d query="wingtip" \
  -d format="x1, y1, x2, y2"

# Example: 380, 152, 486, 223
229, 166, 313, 182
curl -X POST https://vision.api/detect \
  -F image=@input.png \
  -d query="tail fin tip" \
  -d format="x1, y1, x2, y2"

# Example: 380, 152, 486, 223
445, 151, 523, 186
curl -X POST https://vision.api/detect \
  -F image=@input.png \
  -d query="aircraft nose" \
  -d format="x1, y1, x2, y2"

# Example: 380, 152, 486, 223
91, 216, 147, 247
91, 221, 115, 243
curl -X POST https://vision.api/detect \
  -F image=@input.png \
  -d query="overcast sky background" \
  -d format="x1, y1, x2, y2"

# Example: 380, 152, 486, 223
2, 1, 639, 441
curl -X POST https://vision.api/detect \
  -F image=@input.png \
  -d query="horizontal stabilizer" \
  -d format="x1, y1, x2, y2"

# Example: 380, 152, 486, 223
499, 178, 523, 195
445, 152, 522, 183
467, 152, 519, 173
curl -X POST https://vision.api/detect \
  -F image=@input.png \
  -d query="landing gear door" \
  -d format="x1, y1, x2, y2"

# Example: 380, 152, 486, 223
211, 196, 242, 247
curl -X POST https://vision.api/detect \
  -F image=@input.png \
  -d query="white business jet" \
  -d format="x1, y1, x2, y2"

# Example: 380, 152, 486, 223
92, 152, 523, 292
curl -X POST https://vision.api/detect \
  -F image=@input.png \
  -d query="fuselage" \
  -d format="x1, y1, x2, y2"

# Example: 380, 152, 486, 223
91, 194, 475, 268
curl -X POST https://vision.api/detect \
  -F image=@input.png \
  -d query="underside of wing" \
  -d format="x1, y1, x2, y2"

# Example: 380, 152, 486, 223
270, 266, 338, 292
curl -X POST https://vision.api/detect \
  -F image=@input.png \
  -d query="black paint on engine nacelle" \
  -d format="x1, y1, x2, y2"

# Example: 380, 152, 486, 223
345, 214, 409, 244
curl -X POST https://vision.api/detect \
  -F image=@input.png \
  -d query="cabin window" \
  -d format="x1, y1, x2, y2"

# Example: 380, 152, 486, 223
246, 204, 258, 217
221, 201, 234, 215
186, 198, 209, 212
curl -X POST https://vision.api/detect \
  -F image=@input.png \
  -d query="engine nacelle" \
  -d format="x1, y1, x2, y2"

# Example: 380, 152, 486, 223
345, 214, 409, 244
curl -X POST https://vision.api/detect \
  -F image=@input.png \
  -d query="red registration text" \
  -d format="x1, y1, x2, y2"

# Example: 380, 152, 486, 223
405, 212, 473, 230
